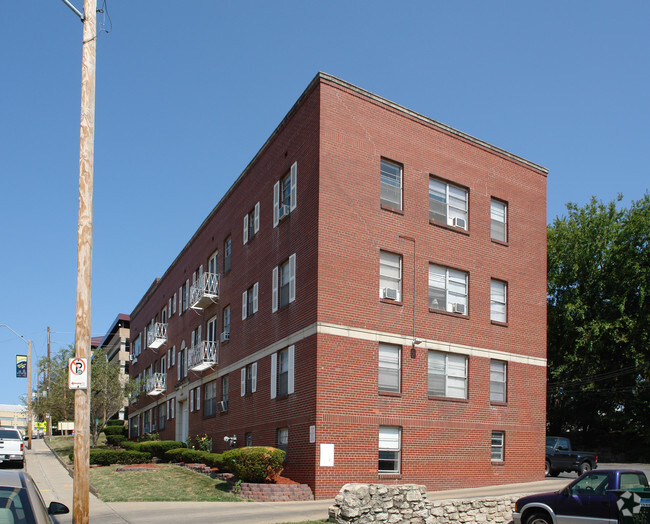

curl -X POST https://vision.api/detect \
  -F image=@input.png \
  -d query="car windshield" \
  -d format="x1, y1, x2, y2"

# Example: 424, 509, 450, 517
0, 430, 21, 440
0, 486, 37, 523
546, 437, 558, 449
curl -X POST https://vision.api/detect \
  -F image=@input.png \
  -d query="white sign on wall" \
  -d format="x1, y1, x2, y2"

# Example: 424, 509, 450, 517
68, 357, 88, 390
309, 425, 316, 443
320, 443, 334, 467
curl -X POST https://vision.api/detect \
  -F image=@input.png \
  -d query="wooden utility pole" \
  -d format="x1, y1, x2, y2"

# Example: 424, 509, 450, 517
27, 340, 32, 450
47, 326, 51, 437
73, 0, 96, 522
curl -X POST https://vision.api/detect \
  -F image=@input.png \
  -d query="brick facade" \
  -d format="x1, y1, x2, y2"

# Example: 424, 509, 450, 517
128, 73, 548, 499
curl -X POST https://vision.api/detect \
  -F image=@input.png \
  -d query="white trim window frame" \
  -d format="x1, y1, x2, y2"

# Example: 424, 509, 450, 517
242, 282, 259, 320
270, 345, 295, 399
378, 426, 401, 474
380, 158, 402, 210
243, 202, 260, 244
378, 343, 401, 393
379, 251, 402, 301
428, 264, 468, 314
490, 279, 507, 323
428, 351, 468, 399
491, 198, 507, 242
491, 431, 505, 461
224, 236, 232, 274
272, 254, 296, 312
429, 177, 468, 229
240, 362, 257, 396
273, 162, 297, 227
208, 250, 219, 275
490, 360, 507, 403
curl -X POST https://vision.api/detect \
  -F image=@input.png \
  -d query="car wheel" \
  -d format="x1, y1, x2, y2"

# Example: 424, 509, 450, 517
579, 462, 591, 475
526, 511, 552, 524
544, 460, 551, 476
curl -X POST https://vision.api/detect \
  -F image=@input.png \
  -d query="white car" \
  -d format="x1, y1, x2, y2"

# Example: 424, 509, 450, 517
0, 429, 24, 468
0, 470, 69, 523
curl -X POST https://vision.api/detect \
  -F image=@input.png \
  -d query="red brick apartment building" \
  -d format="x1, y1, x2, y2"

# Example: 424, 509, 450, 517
128, 73, 548, 499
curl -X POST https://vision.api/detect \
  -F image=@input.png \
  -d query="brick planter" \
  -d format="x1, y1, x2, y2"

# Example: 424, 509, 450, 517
238, 483, 314, 502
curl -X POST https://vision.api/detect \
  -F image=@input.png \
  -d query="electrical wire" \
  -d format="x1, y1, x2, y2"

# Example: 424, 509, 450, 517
97, 0, 112, 35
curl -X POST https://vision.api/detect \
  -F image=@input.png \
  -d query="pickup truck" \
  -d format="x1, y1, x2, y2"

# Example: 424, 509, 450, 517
514, 469, 650, 524
0, 428, 24, 468
546, 436, 598, 476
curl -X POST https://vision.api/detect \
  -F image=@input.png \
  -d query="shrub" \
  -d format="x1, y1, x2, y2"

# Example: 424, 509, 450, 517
103, 425, 126, 436
223, 447, 285, 483
164, 448, 210, 464
137, 432, 159, 442
121, 440, 137, 451
136, 441, 187, 461
105, 435, 126, 447
71, 449, 151, 466
104, 419, 125, 427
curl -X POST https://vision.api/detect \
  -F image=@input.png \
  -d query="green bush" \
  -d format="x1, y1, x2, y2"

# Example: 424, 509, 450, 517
223, 447, 285, 483
104, 419, 126, 427
136, 441, 187, 460
103, 425, 126, 436
164, 448, 211, 464
70, 449, 151, 466
137, 432, 159, 442
105, 435, 126, 447
121, 440, 137, 451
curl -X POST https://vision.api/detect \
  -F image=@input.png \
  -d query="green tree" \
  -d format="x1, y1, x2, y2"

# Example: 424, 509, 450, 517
32, 345, 75, 430
547, 194, 649, 451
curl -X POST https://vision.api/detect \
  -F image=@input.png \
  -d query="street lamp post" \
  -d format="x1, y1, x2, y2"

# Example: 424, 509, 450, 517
0, 324, 33, 450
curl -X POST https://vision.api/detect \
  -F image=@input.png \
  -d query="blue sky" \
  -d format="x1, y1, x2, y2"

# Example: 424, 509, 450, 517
1, 1, 648, 406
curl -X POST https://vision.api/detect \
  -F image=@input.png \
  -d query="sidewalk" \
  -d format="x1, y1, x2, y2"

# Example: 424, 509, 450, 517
25, 439, 570, 523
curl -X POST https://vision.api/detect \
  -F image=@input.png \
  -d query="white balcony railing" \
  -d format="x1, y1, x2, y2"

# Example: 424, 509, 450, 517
190, 272, 220, 310
147, 323, 168, 349
188, 341, 218, 372
146, 373, 166, 396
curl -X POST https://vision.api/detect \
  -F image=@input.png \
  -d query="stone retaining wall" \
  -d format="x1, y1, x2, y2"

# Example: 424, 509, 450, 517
328, 483, 519, 523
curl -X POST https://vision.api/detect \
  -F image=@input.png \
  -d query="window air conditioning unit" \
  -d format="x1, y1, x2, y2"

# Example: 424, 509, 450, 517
217, 400, 228, 413
452, 217, 466, 229
382, 288, 398, 301
452, 303, 466, 315
220, 331, 230, 342
278, 204, 290, 220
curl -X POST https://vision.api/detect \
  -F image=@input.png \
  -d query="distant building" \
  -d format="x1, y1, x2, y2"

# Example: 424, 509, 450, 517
0, 404, 27, 433
95, 314, 131, 420
128, 73, 548, 498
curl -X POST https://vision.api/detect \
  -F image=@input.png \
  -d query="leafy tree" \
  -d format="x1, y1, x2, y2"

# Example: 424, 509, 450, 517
547, 194, 649, 452
33, 345, 136, 447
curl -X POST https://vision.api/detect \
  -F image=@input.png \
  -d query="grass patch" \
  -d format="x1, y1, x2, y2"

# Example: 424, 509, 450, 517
89, 464, 244, 502
46, 434, 108, 465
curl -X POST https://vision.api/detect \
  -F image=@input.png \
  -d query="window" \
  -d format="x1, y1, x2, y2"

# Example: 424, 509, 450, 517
380, 159, 402, 210
242, 283, 259, 320
190, 388, 195, 412
245, 433, 253, 447
243, 203, 260, 244
428, 351, 468, 399
168, 398, 175, 419
241, 362, 257, 395
204, 381, 217, 416
428, 264, 468, 314
490, 279, 507, 323
208, 250, 219, 275
271, 346, 295, 398
272, 254, 296, 311
379, 251, 402, 301
177, 344, 187, 380
491, 199, 507, 242
378, 426, 401, 473
161, 306, 168, 324
222, 306, 230, 340
490, 360, 507, 403
491, 431, 504, 461
172, 292, 177, 314
159, 402, 166, 430
378, 343, 401, 393
277, 427, 289, 455
180, 280, 189, 312
274, 162, 297, 226
160, 355, 166, 375
224, 236, 232, 273
222, 375, 229, 404
129, 416, 139, 439
429, 177, 468, 229
206, 316, 218, 344
143, 410, 151, 434
133, 334, 141, 359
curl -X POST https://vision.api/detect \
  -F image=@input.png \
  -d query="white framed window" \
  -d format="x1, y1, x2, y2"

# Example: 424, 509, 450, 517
380, 158, 402, 210
159, 403, 166, 430
273, 162, 297, 227
190, 388, 195, 412
208, 250, 219, 275
277, 427, 289, 455
490, 279, 507, 323
172, 293, 177, 314
491, 431, 505, 461
224, 236, 232, 273
222, 306, 231, 342
379, 251, 402, 301
222, 375, 229, 403
271, 345, 295, 399
243, 202, 260, 244
241, 362, 257, 395
160, 355, 166, 374
272, 254, 296, 312
378, 343, 400, 393
133, 334, 141, 358
428, 264, 468, 314
378, 426, 401, 474
429, 177, 468, 229
428, 351, 468, 399
490, 360, 507, 403
204, 380, 217, 416
491, 198, 507, 242
242, 282, 259, 320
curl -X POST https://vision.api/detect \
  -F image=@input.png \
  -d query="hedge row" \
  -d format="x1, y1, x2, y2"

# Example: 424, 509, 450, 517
70, 449, 152, 466
103, 425, 126, 436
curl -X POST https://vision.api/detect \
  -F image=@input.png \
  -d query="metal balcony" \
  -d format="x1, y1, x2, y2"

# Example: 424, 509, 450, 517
190, 272, 220, 310
147, 323, 168, 349
188, 341, 218, 372
146, 373, 166, 396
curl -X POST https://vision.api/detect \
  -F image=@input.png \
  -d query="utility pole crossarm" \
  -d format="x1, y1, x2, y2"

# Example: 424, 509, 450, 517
60, 0, 85, 21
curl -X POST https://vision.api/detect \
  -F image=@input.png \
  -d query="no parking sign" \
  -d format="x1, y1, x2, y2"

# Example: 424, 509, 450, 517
68, 357, 88, 389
